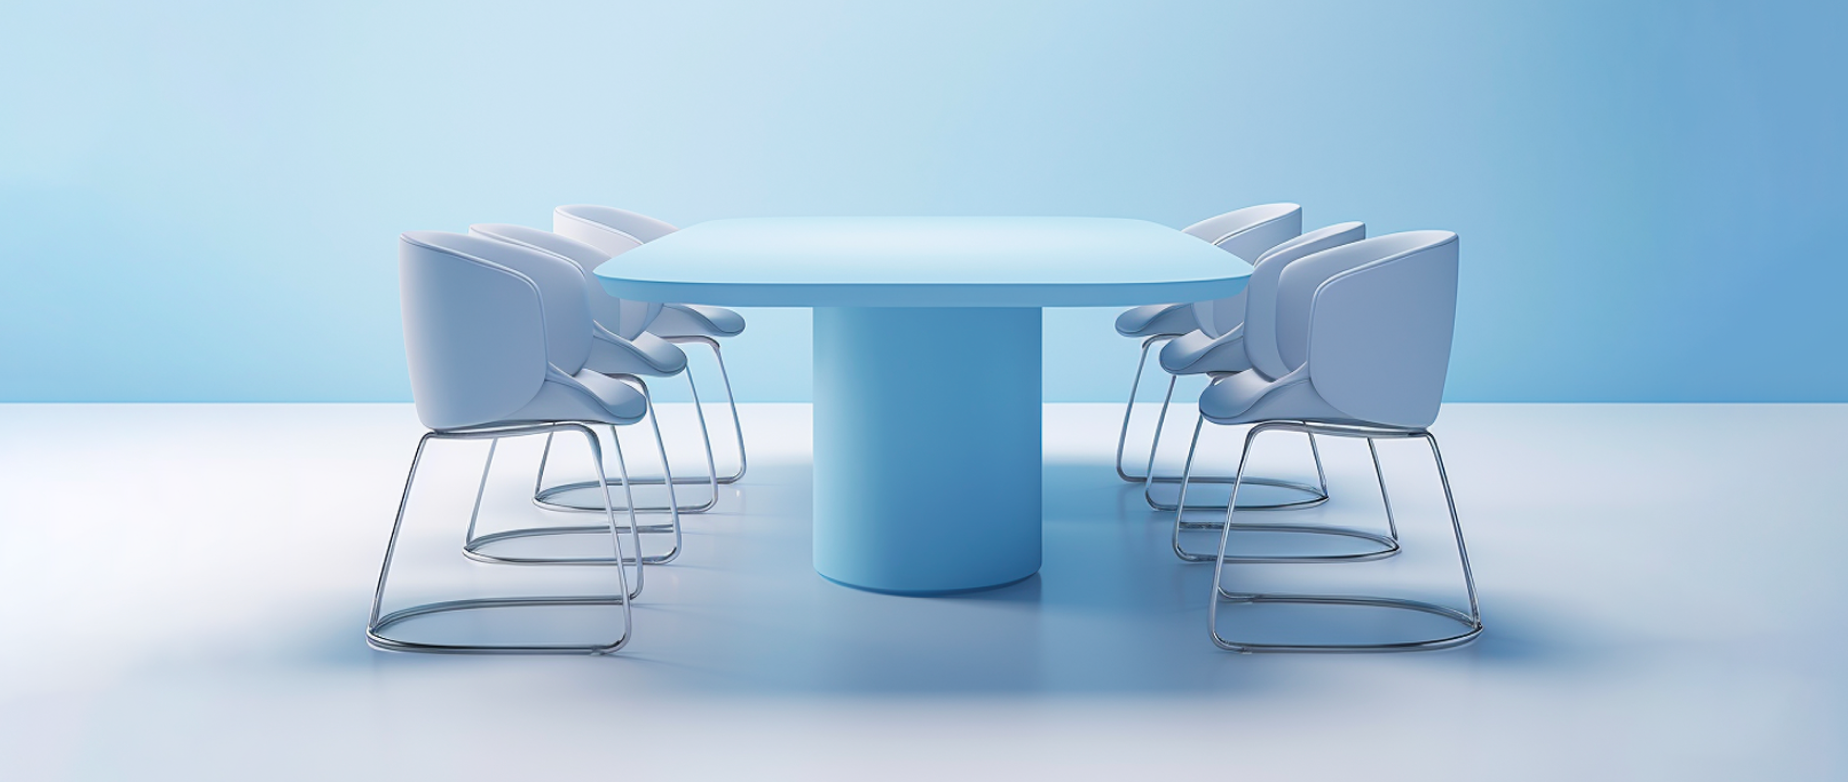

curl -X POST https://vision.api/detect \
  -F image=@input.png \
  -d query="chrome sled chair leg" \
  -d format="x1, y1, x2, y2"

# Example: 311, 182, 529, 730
1141, 374, 1330, 513
665, 335, 747, 484
1169, 418, 1398, 563
1115, 334, 1179, 482
368, 422, 643, 655
1205, 422, 1482, 653
497, 386, 685, 565
532, 373, 717, 517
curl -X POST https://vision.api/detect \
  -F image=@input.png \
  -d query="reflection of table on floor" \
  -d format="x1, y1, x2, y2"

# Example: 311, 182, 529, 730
596, 217, 1250, 594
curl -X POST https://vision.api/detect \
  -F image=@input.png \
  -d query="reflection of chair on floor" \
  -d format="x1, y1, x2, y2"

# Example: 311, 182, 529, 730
368, 232, 666, 655
1169, 231, 1481, 652
1142, 222, 1368, 513
470, 223, 718, 516
554, 204, 750, 484
1113, 203, 1302, 483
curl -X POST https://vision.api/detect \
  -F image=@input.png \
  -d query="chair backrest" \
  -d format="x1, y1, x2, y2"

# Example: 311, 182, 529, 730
1273, 231, 1453, 374
399, 232, 550, 431
469, 223, 662, 339
1304, 231, 1458, 429
1196, 221, 1366, 338
554, 205, 680, 255
1269, 231, 1459, 429
411, 231, 595, 372
1181, 203, 1302, 262
1247, 230, 1401, 379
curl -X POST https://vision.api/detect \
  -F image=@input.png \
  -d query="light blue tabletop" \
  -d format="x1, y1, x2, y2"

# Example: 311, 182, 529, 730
593, 217, 1251, 307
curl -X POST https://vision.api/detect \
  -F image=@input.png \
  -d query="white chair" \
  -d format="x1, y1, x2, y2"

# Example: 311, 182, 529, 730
1114, 203, 1302, 482
554, 205, 749, 484
452, 230, 685, 562
1170, 231, 1481, 652
470, 223, 719, 516
1140, 222, 1368, 512
371, 231, 659, 654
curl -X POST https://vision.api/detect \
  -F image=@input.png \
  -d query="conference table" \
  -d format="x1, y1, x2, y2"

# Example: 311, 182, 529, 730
595, 217, 1251, 595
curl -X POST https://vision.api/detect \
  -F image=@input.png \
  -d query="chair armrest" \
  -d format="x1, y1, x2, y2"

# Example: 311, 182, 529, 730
1115, 302, 1198, 337
544, 364, 611, 410
1159, 325, 1251, 375
648, 303, 746, 338
585, 325, 688, 377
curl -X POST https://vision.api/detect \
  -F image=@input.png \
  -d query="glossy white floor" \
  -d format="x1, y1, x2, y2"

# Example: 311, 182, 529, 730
1, 402, 1843, 780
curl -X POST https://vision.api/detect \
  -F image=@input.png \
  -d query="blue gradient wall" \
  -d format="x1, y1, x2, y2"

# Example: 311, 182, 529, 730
3, 0, 1842, 402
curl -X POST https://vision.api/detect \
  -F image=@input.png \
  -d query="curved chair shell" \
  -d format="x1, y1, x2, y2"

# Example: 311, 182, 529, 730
1306, 232, 1458, 429
1137, 203, 1304, 339
1198, 231, 1461, 427
400, 232, 646, 425
399, 233, 549, 432
470, 225, 687, 376
471, 223, 661, 340
1195, 221, 1367, 339
1181, 203, 1302, 259
551, 206, 748, 343
1165, 222, 1367, 374
1123, 205, 1306, 340
555, 204, 679, 247
1245, 226, 1402, 380
454, 234, 594, 371
1274, 232, 1449, 376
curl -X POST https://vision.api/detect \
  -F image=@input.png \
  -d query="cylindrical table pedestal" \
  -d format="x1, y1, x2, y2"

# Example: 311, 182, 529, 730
811, 307, 1042, 594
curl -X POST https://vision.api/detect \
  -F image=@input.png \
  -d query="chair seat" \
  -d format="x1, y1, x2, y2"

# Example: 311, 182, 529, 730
1160, 330, 1254, 375
1198, 370, 1345, 427
629, 332, 691, 373
587, 331, 689, 377
505, 369, 649, 426
1115, 303, 1199, 337
647, 303, 745, 338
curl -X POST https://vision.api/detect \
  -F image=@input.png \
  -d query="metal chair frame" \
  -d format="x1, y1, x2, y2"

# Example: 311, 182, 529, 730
532, 372, 717, 516
368, 421, 643, 655
486, 376, 683, 565
533, 337, 743, 518
1141, 371, 1329, 513
1115, 333, 1183, 482
1196, 419, 1482, 653
665, 335, 748, 484
1121, 334, 1330, 512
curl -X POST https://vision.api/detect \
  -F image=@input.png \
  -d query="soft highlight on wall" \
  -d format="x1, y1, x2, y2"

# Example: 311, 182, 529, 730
2, 0, 1842, 402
